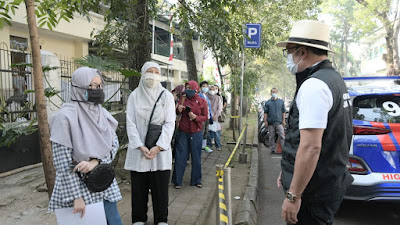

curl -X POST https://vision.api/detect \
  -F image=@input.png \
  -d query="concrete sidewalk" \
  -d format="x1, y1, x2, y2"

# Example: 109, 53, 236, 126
0, 148, 233, 225
118, 149, 231, 225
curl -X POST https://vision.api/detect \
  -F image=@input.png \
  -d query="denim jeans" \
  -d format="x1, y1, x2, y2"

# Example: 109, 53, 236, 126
103, 200, 123, 225
207, 130, 221, 148
172, 131, 202, 186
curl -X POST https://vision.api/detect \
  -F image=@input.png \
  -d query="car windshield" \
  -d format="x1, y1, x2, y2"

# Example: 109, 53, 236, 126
353, 95, 400, 123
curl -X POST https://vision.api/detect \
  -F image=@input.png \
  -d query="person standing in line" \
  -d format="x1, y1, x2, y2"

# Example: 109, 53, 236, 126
48, 67, 123, 225
171, 81, 208, 189
263, 88, 286, 153
198, 80, 213, 153
276, 20, 353, 225
207, 85, 223, 151
124, 62, 175, 225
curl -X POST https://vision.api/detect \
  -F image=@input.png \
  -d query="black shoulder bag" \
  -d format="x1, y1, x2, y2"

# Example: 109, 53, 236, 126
72, 153, 115, 193
145, 90, 165, 149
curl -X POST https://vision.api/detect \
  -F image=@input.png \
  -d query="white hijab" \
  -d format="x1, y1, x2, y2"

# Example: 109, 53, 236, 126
49, 67, 118, 162
131, 62, 166, 125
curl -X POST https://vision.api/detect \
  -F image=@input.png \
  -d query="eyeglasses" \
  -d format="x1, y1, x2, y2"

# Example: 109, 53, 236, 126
88, 83, 103, 89
282, 46, 299, 58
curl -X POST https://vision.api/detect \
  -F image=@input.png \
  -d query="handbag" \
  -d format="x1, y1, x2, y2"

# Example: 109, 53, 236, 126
72, 154, 115, 193
218, 111, 226, 123
145, 90, 165, 149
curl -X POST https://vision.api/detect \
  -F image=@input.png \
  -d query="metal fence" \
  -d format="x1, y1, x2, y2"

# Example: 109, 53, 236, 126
0, 45, 36, 123
59, 57, 129, 112
0, 48, 129, 123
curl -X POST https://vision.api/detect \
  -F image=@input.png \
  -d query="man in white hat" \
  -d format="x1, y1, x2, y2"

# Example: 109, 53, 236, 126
276, 20, 354, 225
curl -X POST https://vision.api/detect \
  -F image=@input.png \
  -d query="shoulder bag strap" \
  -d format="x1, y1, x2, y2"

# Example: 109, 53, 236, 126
148, 90, 165, 126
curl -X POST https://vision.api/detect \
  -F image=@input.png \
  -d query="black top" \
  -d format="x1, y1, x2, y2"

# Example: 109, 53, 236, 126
281, 60, 354, 199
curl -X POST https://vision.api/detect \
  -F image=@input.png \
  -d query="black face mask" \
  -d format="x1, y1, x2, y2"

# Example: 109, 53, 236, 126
185, 89, 195, 98
87, 89, 105, 104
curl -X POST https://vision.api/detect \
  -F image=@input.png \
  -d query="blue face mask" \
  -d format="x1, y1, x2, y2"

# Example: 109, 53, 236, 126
185, 89, 196, 98
201, 87, 209, 93
272, 93, 278, 99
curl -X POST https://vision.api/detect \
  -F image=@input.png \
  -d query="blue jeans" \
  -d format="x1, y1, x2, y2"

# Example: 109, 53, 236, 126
207, 130, 221, 148
172, 131, 202, 186
104, 200, 123, 225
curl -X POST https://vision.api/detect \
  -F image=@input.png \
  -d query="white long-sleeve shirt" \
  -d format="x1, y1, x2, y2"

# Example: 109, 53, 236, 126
124, 90, 176, 172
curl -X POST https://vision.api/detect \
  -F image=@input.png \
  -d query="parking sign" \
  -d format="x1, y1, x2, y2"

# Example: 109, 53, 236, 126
244, 23, 261, 48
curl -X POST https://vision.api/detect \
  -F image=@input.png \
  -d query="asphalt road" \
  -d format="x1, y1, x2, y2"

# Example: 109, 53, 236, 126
258, 143, 400, 225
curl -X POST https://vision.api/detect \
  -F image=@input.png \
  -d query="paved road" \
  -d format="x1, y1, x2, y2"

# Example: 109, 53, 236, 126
258, 143, 400, 225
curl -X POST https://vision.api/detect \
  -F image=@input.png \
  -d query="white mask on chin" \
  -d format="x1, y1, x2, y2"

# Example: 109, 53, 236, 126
286, 54, 303, 75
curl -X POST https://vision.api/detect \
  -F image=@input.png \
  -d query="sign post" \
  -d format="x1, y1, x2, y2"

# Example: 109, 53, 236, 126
239, 23, 261, 133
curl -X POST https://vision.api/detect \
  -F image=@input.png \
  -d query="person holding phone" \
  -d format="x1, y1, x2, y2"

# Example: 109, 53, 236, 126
171, 81, 208, 189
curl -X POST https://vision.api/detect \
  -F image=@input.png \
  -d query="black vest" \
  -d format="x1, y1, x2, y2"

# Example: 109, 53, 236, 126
281, 60, 354, 199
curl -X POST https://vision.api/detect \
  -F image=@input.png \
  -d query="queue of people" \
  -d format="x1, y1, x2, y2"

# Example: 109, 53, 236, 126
47, 18, 353, 225
48, 60, 226, 225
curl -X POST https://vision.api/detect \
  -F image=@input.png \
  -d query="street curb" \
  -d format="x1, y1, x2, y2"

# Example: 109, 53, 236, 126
195, 170, 217, 225
234, 126, 259, 225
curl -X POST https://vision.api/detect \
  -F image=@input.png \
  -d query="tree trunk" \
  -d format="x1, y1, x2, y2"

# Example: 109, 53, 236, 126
344, 23, 349, 76
128, 0, 151, 90
215, 54, 225, 91
184, 36, 198, 81
25, 0, 55, 197
384, 22, 395, 75
340, 34, 345, 75
393, 16, 400, 75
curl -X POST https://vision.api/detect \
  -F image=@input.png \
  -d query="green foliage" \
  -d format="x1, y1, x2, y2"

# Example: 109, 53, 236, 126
0, 0, 101, 31
321, 0, 360, 76
90, 0, 159, 59
0, 119, 37, 148
75, 55, 122, 72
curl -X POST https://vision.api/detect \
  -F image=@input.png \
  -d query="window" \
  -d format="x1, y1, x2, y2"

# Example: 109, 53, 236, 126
353, 95, 400, 123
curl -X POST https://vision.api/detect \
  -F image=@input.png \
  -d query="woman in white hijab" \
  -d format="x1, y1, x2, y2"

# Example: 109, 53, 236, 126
48, 67, 123, 225
124, 62, 175, 225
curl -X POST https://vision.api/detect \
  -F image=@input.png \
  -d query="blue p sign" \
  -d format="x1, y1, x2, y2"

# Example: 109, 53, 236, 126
245, 23, 261, 48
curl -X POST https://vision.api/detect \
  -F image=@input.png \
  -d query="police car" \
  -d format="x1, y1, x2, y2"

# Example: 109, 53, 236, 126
344, 76, 400, 201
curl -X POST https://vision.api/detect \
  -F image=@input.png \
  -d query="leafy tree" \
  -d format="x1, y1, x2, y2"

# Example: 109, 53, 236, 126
91, 0, 158, 90
322, 0, 359, 76
0, 0, 102, 197
355, 0, 400, 75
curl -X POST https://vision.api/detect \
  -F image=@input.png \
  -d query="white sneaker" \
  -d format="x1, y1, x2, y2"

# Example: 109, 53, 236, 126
133, 222, 145, 225
157, 223, 168, 225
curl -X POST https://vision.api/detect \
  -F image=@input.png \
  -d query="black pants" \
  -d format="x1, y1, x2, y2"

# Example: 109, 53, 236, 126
289, 193, 344, 225
131, 170, 170, 224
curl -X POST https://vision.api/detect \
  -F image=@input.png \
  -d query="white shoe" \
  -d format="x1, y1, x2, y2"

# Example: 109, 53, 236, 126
157, 223, 168, 225
133, 222, 145, 225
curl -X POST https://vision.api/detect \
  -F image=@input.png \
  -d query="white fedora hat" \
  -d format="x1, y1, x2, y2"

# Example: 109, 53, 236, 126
276, 20, 333, 52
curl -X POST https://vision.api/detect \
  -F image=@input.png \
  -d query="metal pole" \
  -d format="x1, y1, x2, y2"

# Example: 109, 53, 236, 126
239, 49, 244, 134
152, 18, 155, 54
223, 167, 232, 225
239, 124, 248, 163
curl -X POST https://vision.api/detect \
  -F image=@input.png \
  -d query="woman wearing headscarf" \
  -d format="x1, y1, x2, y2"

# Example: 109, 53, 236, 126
207, 85, 223, 151
171, 81, 208, 189
48, 67, 122, 225
124, 62, 175, 225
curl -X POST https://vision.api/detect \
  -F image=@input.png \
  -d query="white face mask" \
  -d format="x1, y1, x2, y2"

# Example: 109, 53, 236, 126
209, 90, 217, 95
286, 52, 303, 75
144, 72, 164, 88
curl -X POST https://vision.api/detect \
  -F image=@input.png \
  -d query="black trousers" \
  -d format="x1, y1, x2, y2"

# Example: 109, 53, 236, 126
288, 192, 344, 225
131, 170, 170, 224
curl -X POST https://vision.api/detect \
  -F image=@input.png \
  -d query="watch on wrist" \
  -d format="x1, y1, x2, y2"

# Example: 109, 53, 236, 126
158, 146, 163, 151
286, 191, 301, 203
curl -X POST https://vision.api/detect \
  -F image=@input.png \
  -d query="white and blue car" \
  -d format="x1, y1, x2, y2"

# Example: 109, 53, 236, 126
344, 76, 400, 201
